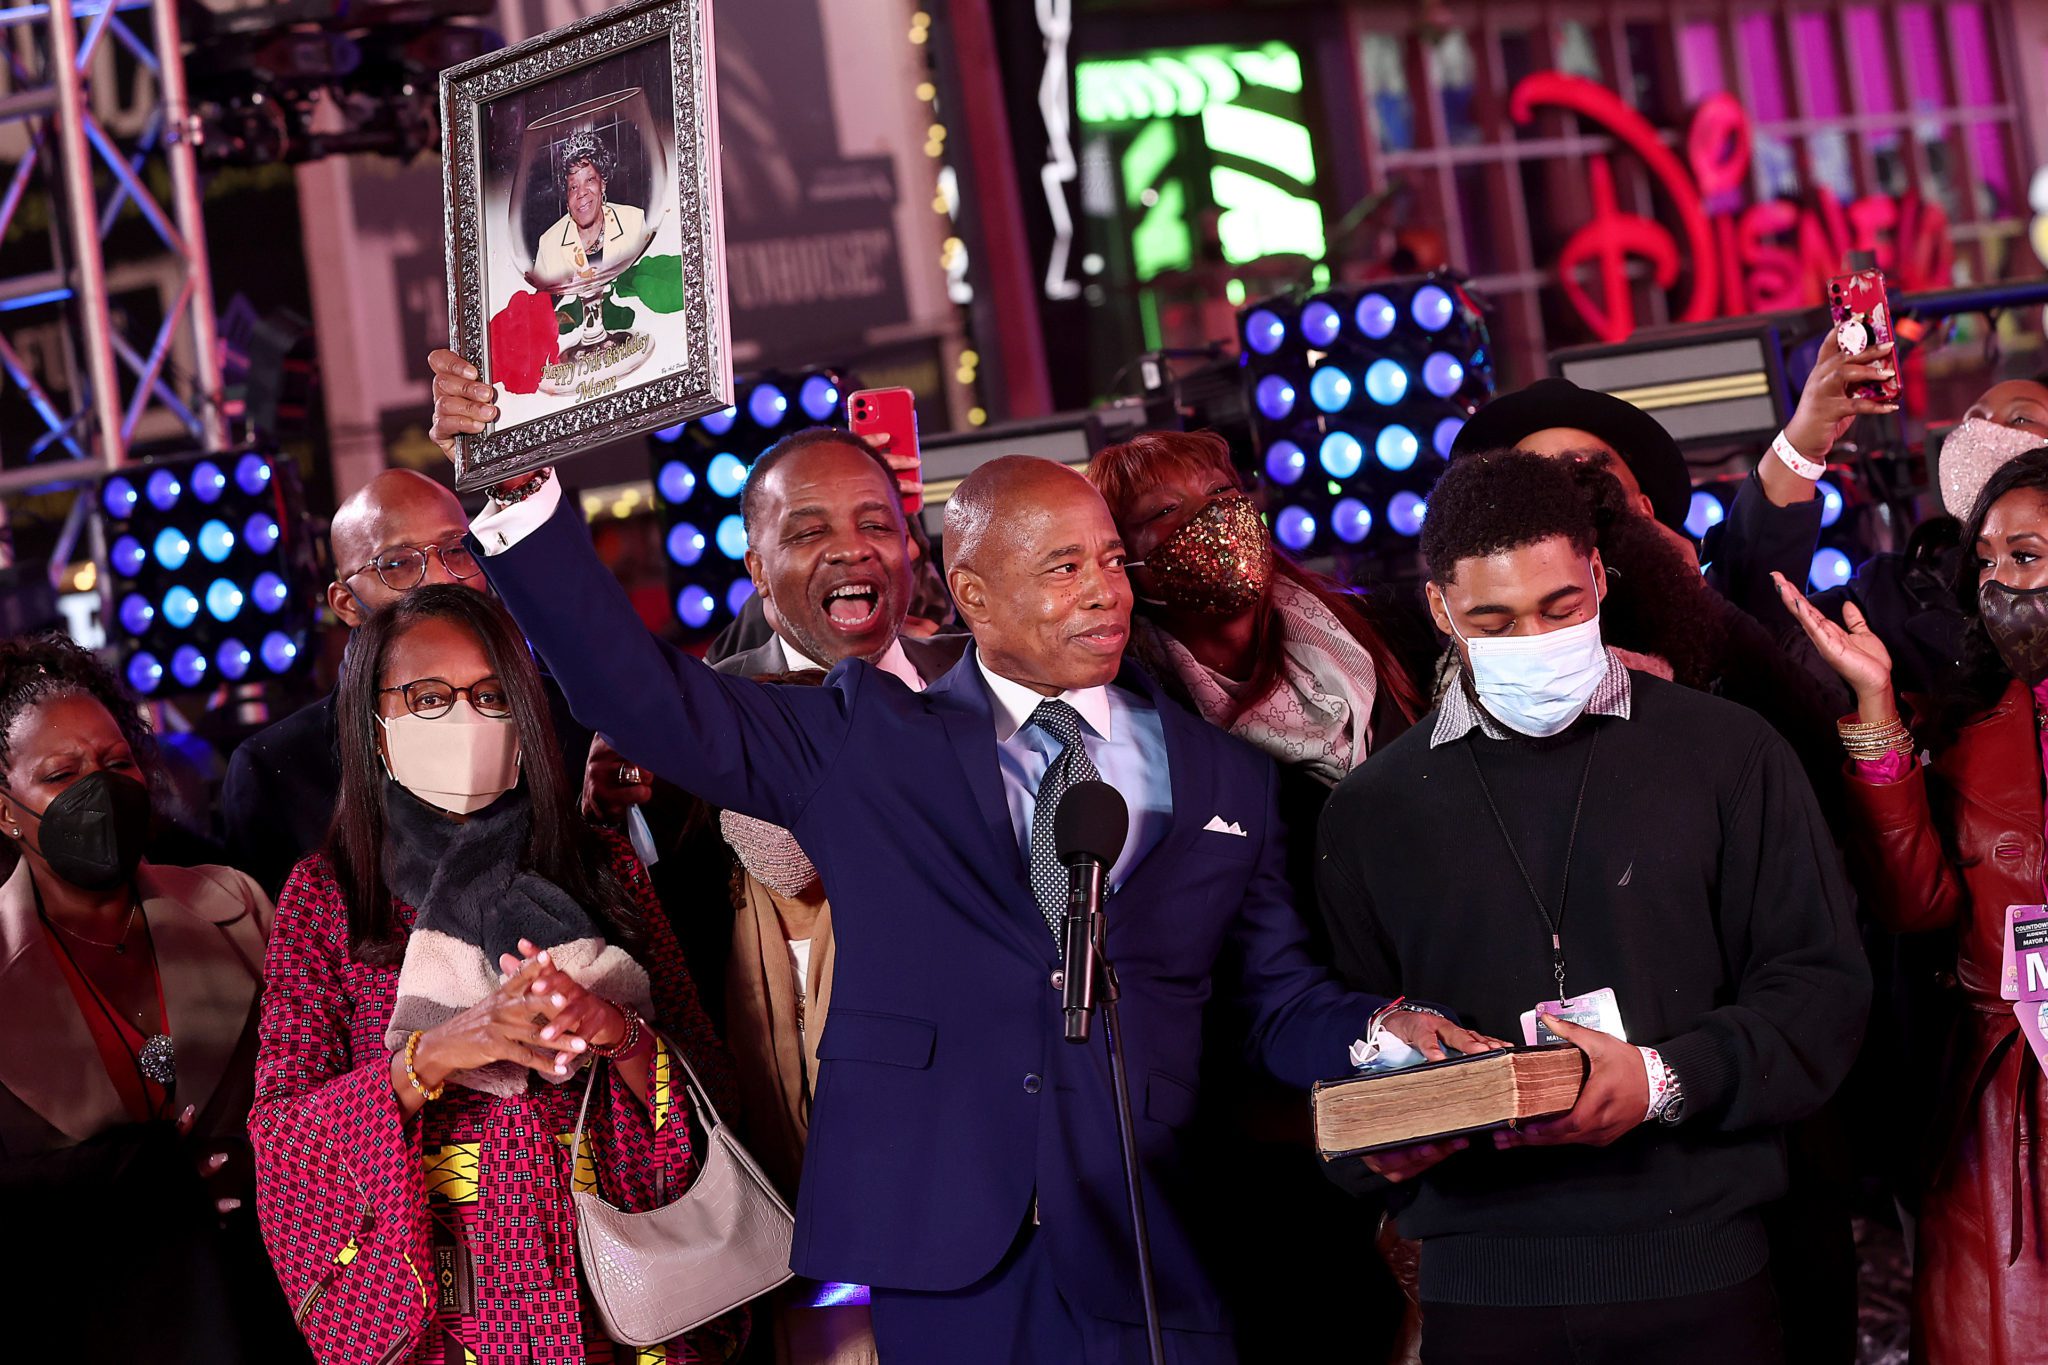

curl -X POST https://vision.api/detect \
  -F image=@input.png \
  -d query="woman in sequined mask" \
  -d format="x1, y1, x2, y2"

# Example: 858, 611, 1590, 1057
1086, 429, 1426, 1365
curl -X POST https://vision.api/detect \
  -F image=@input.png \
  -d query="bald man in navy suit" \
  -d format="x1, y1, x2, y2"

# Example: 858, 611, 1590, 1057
429, 350, 1494, 1363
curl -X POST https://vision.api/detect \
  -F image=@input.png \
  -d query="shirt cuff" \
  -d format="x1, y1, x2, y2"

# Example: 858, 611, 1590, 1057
470, 470, 563, 555
1852, 750, 1914, 785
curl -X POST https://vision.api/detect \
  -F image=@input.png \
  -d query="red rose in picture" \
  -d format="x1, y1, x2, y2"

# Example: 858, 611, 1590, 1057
488, 290, 561, 395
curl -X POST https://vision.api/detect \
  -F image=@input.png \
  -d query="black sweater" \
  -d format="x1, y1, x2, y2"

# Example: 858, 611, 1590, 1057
1316, 673, 1870, 1306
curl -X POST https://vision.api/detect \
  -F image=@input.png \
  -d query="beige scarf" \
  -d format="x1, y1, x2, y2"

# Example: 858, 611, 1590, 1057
1137, 575, 1381, 786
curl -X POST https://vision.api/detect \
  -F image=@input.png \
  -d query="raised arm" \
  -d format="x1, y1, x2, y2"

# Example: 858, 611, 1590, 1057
430, 349, 852, 826
1771, 570, 1963, 931
1707, 330, 1895, 635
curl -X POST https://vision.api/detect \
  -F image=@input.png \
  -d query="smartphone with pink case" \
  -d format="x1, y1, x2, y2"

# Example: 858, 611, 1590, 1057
1828, 269, 1901, 402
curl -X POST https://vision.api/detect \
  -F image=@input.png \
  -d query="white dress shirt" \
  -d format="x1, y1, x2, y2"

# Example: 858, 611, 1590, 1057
975, 656, 1170, 893
776, 634, 927, 692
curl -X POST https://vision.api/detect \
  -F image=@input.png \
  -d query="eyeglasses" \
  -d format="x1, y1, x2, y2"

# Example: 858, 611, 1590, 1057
378, 676, 513, 720
346, 540, 480, 592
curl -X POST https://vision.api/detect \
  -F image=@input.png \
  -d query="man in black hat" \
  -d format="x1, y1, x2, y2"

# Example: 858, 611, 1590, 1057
1451, 377, 1819, 608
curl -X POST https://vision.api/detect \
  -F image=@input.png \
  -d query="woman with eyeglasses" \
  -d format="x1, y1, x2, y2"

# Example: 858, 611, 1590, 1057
0, 633, 286, 1363
249, 584, 743, 1365
224, 469, 596, 896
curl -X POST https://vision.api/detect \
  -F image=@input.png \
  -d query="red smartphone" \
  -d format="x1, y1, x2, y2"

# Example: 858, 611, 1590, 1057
848, 387, 923, 514
1828, 269, 1901, 402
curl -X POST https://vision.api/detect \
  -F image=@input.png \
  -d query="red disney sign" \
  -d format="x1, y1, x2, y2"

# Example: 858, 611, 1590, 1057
1510, 72, 1955, 343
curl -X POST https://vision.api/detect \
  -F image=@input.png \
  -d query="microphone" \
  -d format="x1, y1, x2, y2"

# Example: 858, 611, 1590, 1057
1055, 780, 1129, 1043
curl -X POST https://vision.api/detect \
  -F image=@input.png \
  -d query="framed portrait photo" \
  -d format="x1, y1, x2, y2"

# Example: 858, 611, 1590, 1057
441, 0, 731, 492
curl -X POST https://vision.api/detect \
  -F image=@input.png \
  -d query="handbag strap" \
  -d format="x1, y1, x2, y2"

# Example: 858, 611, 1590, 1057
570, 1025, 724, 1162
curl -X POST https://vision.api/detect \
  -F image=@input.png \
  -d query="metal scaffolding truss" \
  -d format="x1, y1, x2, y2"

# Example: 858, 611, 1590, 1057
0, 0, 224, 490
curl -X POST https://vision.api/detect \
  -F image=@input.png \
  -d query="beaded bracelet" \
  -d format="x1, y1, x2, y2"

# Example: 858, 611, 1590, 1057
402, 1029, 445, 1102
588, 1005, 652, 1061
487, 465, 553, 507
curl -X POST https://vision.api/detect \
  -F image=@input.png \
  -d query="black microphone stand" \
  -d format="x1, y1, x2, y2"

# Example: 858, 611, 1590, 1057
1065, 896, 1166, 1365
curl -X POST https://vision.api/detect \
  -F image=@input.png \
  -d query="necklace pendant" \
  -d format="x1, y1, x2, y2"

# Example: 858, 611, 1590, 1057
114, 942, 126, 955
138, 1033, 176, 1087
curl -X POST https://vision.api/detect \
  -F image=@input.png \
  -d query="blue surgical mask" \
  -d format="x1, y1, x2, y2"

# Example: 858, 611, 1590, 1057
1442, 579, 1608, 737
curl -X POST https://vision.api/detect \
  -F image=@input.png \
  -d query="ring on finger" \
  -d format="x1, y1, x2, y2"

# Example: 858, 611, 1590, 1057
617, 763, 642, 785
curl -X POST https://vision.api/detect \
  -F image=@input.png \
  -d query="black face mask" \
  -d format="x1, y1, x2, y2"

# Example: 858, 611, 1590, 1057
16, 770, 152, 892
1979, 579, 2048, 687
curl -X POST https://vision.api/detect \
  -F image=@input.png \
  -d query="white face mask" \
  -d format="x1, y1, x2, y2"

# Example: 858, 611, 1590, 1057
1440, 576, 1608, 738
378, 699, 522, 814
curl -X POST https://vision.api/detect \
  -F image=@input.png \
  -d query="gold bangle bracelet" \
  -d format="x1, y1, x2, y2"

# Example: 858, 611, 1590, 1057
403, 1029, 445, 1102
1837, 718, 1908, 737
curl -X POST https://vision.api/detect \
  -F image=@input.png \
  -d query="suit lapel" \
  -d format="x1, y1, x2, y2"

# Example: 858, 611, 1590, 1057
0, 860, 128, 1141
141, 865, 265, 1127
922, 652, 1059, 958
1112, 664, 1203, 893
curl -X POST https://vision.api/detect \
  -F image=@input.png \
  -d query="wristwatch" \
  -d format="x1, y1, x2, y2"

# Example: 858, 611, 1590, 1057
1656, 1074, 1687, 1125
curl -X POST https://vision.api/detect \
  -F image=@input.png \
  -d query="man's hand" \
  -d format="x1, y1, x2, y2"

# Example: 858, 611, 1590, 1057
583, 735, 654, 824
1361, 1136, 1470, 1184
1378, 1008, 1512, 1062
1494, 1015, 1648, 1150
428, 349, 498, 463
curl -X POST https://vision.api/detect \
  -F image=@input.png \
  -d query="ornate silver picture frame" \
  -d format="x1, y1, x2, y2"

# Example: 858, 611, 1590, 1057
441, 0, 731, 492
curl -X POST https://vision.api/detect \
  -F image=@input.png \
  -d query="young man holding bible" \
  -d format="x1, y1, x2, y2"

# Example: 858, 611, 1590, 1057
1316, 449, 1870, 1365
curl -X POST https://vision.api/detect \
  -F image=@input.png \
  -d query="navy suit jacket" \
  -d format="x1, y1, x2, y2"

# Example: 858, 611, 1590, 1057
477, 500, 1383, 1331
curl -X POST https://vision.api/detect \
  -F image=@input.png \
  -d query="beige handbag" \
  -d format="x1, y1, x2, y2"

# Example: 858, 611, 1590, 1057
569, 1032, 797, 1346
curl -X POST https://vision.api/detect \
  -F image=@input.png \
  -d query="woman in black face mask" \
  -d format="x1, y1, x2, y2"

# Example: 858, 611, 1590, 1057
0, 632, 283, 1363
1776, 445, 2048, 1364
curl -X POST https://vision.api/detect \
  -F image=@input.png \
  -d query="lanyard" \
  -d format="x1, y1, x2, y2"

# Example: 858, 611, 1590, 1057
1465, 727, 1600, 1002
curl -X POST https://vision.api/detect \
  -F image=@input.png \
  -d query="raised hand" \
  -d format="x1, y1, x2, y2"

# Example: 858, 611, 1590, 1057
1783, 328, 1899, 461
1771, 571, 1896, 714
427, 349, 499, 463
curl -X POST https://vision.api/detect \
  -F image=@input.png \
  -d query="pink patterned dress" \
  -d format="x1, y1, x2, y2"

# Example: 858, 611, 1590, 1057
250, 837, 746, 1365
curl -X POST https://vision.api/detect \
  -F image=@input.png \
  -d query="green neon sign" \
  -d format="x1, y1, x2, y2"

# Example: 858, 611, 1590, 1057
1076, 41, 1323, 271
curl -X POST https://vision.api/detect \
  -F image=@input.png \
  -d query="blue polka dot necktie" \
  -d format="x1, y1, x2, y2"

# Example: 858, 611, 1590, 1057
1027, 699, 1102, 948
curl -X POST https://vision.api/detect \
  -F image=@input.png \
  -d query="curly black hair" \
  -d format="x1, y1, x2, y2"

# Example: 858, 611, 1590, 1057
0, 633, 155, 775
1420, 447, 1597, 583
1562, 455, 1726, 689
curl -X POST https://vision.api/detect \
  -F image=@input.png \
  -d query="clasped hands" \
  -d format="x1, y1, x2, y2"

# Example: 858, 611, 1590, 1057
1361, 1014, 1651, 1184
404, 938, 631, 1095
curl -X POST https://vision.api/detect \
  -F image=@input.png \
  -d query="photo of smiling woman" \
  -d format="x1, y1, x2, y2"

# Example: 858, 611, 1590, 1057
0, 634, 280, 1363
247, 585, 742, 1365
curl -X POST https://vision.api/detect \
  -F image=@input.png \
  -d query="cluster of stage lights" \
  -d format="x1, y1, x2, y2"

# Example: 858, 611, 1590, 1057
649, 368, 850, 633
99, 453, 306, 695
1687, 474, 1853, 591
1240, 276, 1491, 555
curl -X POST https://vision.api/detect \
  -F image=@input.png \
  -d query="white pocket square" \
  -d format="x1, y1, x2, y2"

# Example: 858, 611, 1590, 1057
1202, 816, 1248, 837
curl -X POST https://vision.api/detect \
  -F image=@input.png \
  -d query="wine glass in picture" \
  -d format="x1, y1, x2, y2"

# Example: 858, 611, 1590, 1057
508, 86, 671, 393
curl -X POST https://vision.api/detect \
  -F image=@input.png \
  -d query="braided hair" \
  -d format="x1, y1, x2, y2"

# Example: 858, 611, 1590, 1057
0, 634, 155, 777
